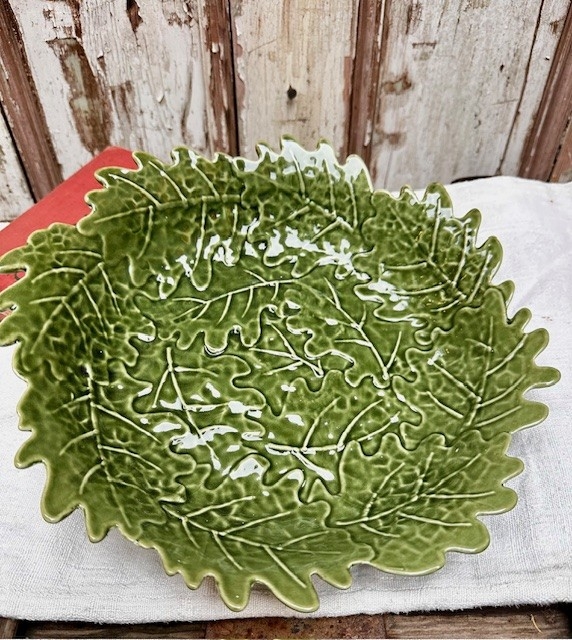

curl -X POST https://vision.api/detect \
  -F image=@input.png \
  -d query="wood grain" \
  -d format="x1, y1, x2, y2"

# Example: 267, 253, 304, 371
0, 107, 34, 221
0, 618, 18, 639
346, 0, 387, 164
12, 607, 572, 639
384, 605, 571, 639
8, 0, 233, 178
17, 621, 207, 639
205, 613, 388, 638
200, 0, 239, 155
550, 114, 572, 181
500, 0, 570, 175
519, 2, 572, 180
230, 0, 359, 159
0, 3, 62, 200
368, 0, 570, 190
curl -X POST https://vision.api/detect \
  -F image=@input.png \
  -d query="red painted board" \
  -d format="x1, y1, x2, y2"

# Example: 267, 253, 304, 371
0, 147, 137, 293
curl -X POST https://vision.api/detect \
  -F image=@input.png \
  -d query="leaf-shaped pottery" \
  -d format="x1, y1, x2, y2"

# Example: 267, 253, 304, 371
0, 139, 559, 612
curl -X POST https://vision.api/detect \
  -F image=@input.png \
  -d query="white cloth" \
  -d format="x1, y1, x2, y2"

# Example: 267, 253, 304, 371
0, 176, 571, 622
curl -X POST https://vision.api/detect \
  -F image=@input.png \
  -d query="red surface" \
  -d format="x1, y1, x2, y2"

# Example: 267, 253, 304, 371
0, 147, 137, 292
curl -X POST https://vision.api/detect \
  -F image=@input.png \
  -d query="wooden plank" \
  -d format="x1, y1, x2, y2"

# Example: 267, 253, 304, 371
230, 0, 359, 159
0, 618, 19, 639
519, 2, 572, 180
0, 3, 62, 200
205, 614, 388, 638
199, 0, 239, 156
501, 0, 570, 175
347, 0, 387, 165
8, 0, 235, 179
16, 607, 571, 639
550, 113, 572, 181
385, 605, 571, 639
0, 107, 34, 221
18, 620, 207, 639
368, 0, 570, 190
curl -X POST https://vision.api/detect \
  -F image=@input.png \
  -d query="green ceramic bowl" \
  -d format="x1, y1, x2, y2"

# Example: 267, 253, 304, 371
0, 139, 559, 612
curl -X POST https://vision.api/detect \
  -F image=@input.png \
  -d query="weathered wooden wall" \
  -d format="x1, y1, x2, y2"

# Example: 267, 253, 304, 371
0, 0, 570, 221
0, 106, 33, 220
363, 0, 569, 187
8, 1, 235, 175
231, 0, 359, 159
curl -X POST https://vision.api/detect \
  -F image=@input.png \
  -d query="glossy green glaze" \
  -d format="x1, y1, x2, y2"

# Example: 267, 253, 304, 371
0, 140, 560, 612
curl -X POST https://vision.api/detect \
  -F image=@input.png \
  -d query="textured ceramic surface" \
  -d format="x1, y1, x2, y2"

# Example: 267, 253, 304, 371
0, 140, 559, 612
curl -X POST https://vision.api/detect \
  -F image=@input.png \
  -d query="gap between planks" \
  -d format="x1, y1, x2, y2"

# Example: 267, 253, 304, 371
346, 0, 388, 166
10, 606, 572, 639
0, 618, 18, 639
0, 4, 62, 200
519, 1, 572, 180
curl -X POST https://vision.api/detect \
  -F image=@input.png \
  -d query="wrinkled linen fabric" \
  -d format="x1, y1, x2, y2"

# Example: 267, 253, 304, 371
0, 176, 570, 622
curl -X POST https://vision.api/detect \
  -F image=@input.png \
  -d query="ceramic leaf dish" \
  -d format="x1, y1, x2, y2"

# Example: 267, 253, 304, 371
0, 139, 559, 612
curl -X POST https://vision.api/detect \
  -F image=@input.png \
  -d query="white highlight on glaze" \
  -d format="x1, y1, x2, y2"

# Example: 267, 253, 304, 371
286, 469, 305, 483
266, 229, 285, 257
187, 403, 219, 413
278, 447, 336, 482
367, 278, 397, 294
281, 383, 296, 392
247, 408, 262, 419
137, 332, 155, 342
240, 158, 260, 172
281, 226, 368, 280
205, 382, 221, 398
153, 421, 181, 433
239, 219, 260, 235
160, 398, 183, 410
364, 278, 409, 310
228, 400, 256, 414
202, 233, 220, 258
176, 254, 193, 278
213, 238, 235, 265
226, 444, 240, 453
294, 454, 335, 481
428, 349, 444, 366
325, 317, 338, 326
286, 413, 304, 426
172, 425, 237, 450
343, 154, 370, 186
242, 431, 263, 442
229, 458, 264, 480
284, 226, 319, 253
393, 299, 409, 311
155, 273, 175, 298
317, 238, 364, 280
